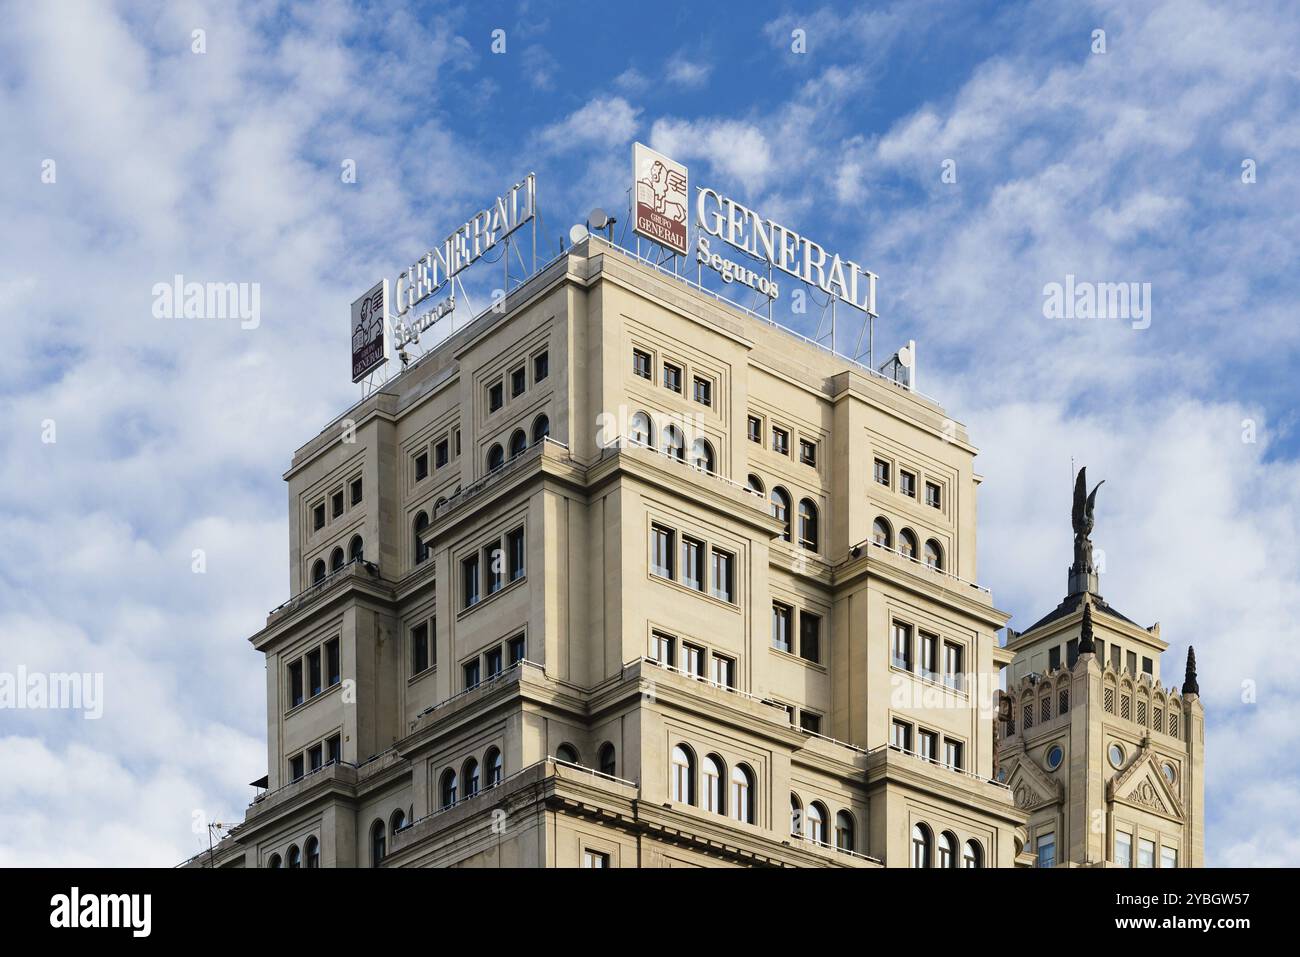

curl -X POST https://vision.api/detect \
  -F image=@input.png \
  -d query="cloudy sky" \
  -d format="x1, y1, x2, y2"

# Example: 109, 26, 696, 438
1, 0, 1296, 866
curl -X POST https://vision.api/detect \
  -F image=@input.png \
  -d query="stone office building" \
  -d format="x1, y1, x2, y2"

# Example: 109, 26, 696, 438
184, 235, 1200, 869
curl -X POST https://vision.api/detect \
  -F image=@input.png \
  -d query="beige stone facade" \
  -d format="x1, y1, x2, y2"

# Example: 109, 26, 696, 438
184, 236, 1199, 869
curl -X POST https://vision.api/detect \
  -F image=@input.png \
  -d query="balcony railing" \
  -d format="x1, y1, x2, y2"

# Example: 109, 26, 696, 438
433, 437, 570, 522
869, 743, 1010, 790
849, 536, 992, 595
268, 557, 381, 619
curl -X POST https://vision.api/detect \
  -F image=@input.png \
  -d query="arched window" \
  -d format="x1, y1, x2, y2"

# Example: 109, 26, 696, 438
662, 424, 685, 461
463, 758, 480, 798
798, 499, 819, 551
439, 769, 457, 809
807, 802, 828, 844
330, 547, 345, 572
771, 487, 791, 541
287, 844, 301, 869
629, 412, 652, 447
899, 528, 918, 560
963, 839, 983, 868
267, 853, 282, 869
671, 745, 695, 804
924, 539, 943, 570
348, 535, 364, 563
598, 742, 616, 777
304, 835, 319, 868
413, 511, 429, 565
485, 747, 503, 787
487, 443, 505, 472
730, 765, 755, 824
556, 743, 579, 764
872, 517, 892, 549
939, 830, 958, 868
835, 811, 855, 851
390, 808, 406, 836
509, 429, 527, 459
311, 559, 326, 584
691, 438, 715, 473
911, 823, 932, 867
702, 754, 724, 814
532, 414, 550, 444
370, 819, 386, 866
789, 793, 803, 837
747, 473, 765, 495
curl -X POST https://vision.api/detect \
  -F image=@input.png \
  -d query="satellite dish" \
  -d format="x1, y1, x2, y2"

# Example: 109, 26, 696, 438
569, 224, 589, 245
587, 208, 609, 230
897, 345, 912, 368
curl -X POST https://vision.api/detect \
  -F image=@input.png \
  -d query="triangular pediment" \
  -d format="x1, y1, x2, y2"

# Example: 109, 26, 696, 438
1107, 748, 1184, 822
1003, 752, 1064, 812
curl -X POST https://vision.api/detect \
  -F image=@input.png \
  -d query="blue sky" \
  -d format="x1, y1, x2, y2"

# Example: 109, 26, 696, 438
2, 0, 1298, 866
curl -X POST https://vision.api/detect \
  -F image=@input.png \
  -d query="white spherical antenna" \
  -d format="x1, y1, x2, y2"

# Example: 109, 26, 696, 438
897, 345, 913, 368
587, 208, 609, 230
569, 223, 590, 245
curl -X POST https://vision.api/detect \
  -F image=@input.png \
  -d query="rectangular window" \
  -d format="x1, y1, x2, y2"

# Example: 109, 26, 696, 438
455, 429, 461, 456
507, 635, 526, 665
1161, 846, 1178, 869
1096, 638, 1105, 663
874, 458, 890, 487
488, 381, 504, 412
1116, 832, 1132, 867
799, 711, 821, 734
463, 659, 481, 690
1111, 645, 1122, 671
799, 612, 821, 663
1067, 638, 1080, 668
891, 719, 912, 752
663, 362, 682, 393
318, 639, 339, 690
290, 753, 305, 781
350, 477, 363, 506
484, 544, 503, 595
681, 536, 704, 591
435, 439, 449, 469
485, 647, 503, 679
693, 376, 712, 406
1049, 646, 1061, 671
1142, 656, 1153, 676
710, 548, 734, 603
943, 738, 964, 771
900, 470, 916, 498
710, 654, 735, 689
312, 502, 326, 530
747, 415, 762, 443
1127, 650, 1137, 675
582, 850, 610, 868
945, 643, 965, 693
308, 743, 323, 772
651, 631, 675, 667
288, 659, 303, 708
891, 621, 912, 671
771, 427, 789, 455
1138, 838, 1155, 868
918, 729, 937, 761
331, 489, 344, 518
650, 525, 674, 579
307, 648, 322, 697
462, 555, 481, 607
919, 632, 937, 680
326, 734, 341, 765
411, 622, 429, 675
925, 481, 941, 508
632, 349, 652, 380
511, 366, 527, 398
533, 351, 549, 382
414, 452, 429, 482
772, 602, 793, 653
682, 643, 705, 678
1037, 834, 1056, 869
799, 439, 817, 467
507, 527, 525, 581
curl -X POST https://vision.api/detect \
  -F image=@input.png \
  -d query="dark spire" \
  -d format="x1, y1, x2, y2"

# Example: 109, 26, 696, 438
1078, 600, 1095, 654
1181, 646, 1199, 696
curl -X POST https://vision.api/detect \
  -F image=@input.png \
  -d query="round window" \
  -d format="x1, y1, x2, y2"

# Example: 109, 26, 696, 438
1108, 744, 1125, 768
1162, 762, 1176, 784
1046, 745, 1063, 770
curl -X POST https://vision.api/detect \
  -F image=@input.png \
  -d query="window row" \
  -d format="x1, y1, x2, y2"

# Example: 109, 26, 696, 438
670, 744, 756, 825
412, 429, 461, 484
310, 534, 365, 584
873, 456, 943, 512
462, 634, 526, 691
461, 526, 526, 609
771, 600, 822, 665
485, 414, 551, 472
789, 793, 858, 852
625, 412, 716, 473
890, 621, 965, 691
1102, 679, 1182, 738
871, 516, 944, 570
650, 631, 736, 689
1114, 831, 1179, 868
890, 717, 966, 771
649, 523, 737, 604
747, 411, 819, 469
286, 637, 341, 709
288, 731, 342, 782
267, 835, 320, 869
311, 474, 364, 532
632, 346, 716, 410
911, 824, 984, 867
748, 476, 820, 552
369, 806, 413, 867
486, 349, 549, 414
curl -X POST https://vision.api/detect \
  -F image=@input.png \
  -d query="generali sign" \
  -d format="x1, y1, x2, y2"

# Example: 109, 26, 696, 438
633, 143, 688, 256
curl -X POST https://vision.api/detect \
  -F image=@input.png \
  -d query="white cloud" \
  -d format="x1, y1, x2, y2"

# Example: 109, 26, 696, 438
649, 117, 773, 193
537, 96, 641, 153
665, 56, 711, 89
